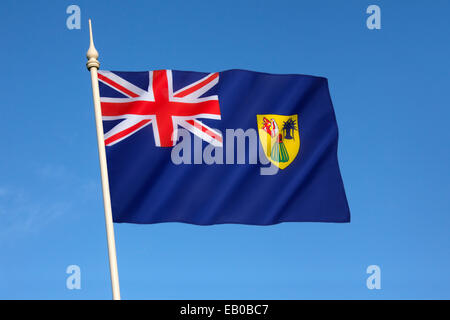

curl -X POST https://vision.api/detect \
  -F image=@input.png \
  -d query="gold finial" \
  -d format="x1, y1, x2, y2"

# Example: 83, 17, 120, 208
86, 19, 100, 70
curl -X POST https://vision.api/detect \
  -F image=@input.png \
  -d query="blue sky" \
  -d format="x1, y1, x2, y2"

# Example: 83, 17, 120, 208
0, 0, 449, 299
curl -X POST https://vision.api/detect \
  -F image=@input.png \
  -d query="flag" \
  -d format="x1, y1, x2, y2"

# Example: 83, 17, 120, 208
98, 69, 350, 225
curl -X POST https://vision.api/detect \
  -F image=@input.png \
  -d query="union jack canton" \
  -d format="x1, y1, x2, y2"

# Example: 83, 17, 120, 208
98, 70, 222, 147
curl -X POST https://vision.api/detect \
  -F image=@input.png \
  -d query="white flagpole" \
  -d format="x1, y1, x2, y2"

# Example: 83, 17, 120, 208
86, 19, 121, 300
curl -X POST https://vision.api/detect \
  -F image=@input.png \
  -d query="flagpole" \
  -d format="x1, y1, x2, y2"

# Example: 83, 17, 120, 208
86, 19, 121, 300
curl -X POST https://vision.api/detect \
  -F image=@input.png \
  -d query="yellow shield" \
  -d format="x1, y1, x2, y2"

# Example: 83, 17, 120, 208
257, 114, 300, 169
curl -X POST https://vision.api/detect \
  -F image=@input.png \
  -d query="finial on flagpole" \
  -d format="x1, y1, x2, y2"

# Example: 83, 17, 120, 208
86, 19, 100, 70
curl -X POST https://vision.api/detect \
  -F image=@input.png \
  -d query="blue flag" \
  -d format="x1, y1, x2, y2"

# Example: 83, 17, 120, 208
98, 69, 350, 225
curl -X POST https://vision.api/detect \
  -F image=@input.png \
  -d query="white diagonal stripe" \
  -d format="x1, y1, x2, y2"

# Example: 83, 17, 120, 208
176, 118, 223, 147
98, 70, 151, 98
